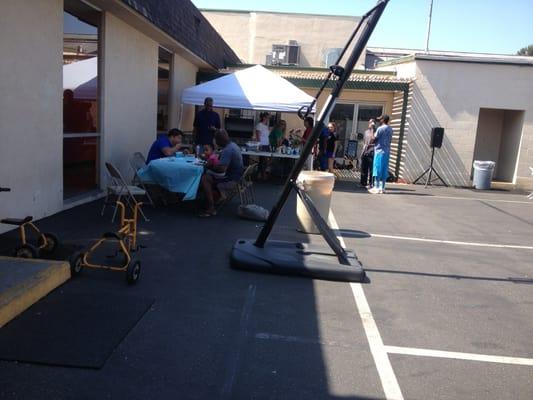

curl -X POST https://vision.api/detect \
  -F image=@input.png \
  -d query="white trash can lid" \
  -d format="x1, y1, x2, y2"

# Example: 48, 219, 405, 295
297, 171, 335, 182
473, 160, 495, 169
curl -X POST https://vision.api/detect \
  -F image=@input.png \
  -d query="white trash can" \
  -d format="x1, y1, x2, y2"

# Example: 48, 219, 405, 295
296, 171, 335, 234
473, 160, 495, 190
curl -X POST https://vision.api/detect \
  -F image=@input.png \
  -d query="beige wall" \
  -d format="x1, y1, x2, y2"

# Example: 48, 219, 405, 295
202, 11, 362, 68
401, 59, 533, 187
101, 13, 158, 182
201, 12, 251, 63
170, 55, 198, 132
281, 87, 394, 139
0, 2, 210, 234
0, 0, 63, 234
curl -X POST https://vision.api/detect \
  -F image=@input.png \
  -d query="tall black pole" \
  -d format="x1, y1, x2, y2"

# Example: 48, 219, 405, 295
255, 0, 389, 248
300, 2, 383, 120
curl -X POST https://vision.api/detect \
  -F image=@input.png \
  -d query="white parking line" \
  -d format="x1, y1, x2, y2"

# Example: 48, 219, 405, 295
330, 213, 404, 400
330, 210, 533, 400
369, 233, 533, 250
385, 346, 533, 366
430, 195, 533, 205
350, 283, 404, 400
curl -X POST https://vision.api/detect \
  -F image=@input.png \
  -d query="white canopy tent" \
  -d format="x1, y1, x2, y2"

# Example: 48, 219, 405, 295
181, 65, 316, 113
63, 57, 97, 100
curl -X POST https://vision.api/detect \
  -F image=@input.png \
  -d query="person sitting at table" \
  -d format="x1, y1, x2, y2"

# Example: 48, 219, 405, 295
269, 119, 286, 150
199, 129, 244, 217
202, 143, 219, 166
146, 128, 183, 163
202, 143, 226, 179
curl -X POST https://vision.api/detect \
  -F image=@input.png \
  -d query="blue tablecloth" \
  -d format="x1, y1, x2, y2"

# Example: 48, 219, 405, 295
138, 157, 204, 200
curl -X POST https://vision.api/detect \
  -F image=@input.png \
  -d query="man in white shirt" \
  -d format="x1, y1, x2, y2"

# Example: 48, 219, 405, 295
255, 112, 271, 180
255, 112, 271, 150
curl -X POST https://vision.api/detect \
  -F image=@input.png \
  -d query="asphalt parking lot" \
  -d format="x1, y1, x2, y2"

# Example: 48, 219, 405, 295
331, 182, 533, 400
0, 182, 532, 399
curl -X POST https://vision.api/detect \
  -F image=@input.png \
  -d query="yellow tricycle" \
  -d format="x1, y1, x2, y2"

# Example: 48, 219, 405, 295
69, 201, 143, 284
1, 187, 59, 258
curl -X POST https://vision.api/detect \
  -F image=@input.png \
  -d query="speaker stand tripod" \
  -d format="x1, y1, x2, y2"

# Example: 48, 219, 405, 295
413, 146, 448, 188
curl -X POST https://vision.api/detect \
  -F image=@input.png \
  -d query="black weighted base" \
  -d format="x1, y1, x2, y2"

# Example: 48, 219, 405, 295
230, 239, 366, 282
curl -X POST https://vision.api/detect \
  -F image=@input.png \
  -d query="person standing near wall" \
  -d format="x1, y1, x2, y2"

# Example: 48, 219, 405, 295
302, 116, 315, 170
255, 112, 271, 179
193, 97, 221, 150
320, 122, 338, 173
360, 119, 375, 188
255, 112, 271, 150
370, 115, 392, 194
269, 120, 286, 149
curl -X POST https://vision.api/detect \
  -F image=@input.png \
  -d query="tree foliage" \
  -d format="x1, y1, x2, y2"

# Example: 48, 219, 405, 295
516, 45, 533, 56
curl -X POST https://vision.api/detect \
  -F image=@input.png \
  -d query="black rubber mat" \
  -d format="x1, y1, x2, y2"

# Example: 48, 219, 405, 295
0, 290, 154, 369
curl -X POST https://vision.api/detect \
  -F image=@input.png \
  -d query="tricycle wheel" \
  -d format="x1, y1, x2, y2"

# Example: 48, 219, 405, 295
126, 259, 141, 285
14, 244, 38, 258
38, 232, 59, 254
69, 251, 85, 276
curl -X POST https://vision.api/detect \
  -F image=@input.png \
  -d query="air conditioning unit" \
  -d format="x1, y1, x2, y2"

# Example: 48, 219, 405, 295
270, 41, 300, 66
287, 43, 300, 65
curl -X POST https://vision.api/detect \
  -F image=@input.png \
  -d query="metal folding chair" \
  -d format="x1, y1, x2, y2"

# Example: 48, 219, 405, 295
216, 163, 258, 210
102, 162, 149, 222
238, 163, 257, 205
129, 152, 156, 207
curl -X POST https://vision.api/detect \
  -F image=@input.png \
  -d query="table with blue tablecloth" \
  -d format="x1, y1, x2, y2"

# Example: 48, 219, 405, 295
137, 157, 204, 200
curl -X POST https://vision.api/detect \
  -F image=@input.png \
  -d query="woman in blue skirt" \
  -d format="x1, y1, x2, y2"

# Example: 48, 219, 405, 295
370, 115, 393, 194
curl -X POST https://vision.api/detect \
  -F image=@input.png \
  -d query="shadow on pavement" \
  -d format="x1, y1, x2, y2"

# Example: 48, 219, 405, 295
366, 267, 533, 285
338, 229, 371, 239
0, 183, 381, 399
479, 201, 533, 228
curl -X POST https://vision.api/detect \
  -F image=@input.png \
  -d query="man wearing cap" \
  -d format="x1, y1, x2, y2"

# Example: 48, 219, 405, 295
193, 97, 221, 147
370, 115, 393, 194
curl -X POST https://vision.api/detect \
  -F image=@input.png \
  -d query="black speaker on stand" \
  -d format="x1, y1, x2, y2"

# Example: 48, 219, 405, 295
413, 127, 448, 187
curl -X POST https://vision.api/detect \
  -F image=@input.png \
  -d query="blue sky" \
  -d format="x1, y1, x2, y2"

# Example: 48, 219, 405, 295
191, 0, 533, 55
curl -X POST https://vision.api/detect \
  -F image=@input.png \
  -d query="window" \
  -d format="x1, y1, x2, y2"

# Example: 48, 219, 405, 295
63, 0, 101, 199
157, 47, 172, 133
329, 103, 383, 157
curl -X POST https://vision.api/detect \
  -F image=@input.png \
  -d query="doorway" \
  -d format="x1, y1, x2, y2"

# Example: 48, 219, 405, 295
473, 108, 524, 182
329, 102, 383, 158
63, 0, 101, 199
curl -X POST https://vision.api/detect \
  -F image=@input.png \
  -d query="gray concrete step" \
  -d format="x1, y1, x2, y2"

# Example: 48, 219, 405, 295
0, 256, 70, 327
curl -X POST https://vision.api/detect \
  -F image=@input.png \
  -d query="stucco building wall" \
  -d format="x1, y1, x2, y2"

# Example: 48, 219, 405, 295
101, 13, 158, 182
281, 88, 394, 132
0, 1, 227, 234
171, 56, 198, 132
0, 0, 64, 234
399, 59, 533, 188
201, 10, 362, 68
